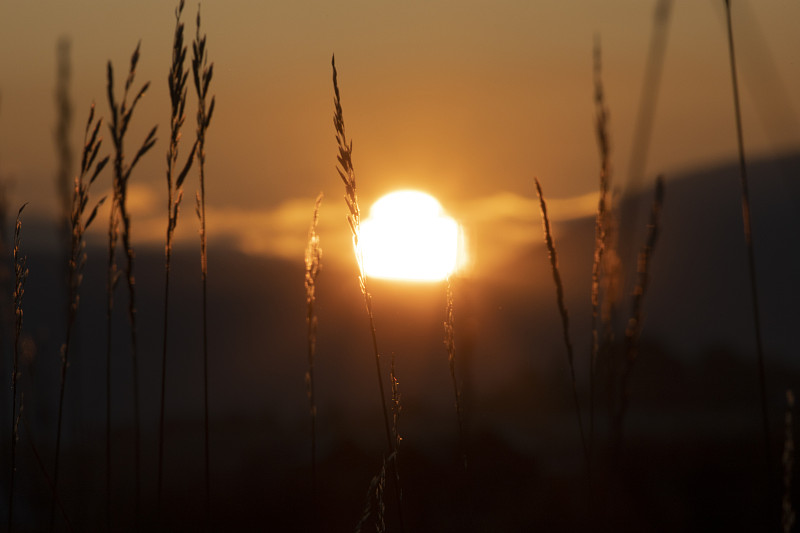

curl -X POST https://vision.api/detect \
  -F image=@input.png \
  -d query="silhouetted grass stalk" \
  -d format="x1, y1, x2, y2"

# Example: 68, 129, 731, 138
355, 456, 388, 533
55, 37, 73, 284
616, 1, 672, 347
304, 193, 323, 510
8, 395, 22, 533
783, 390, 795, 533
332, 55, 403, 531
104, 148, 118, 533
723, 0, 770, 465
444, 276, 467, 469
192, 5, 215, 509
601, 197, 622, 425
589, 38, 611, 457
158, 0, 197, 510
534, 178, 589, 467
23, 405, 76, 532
332, 54, 392, 456
9, 204, 29, 533
614, 176, 664, 447
49, 104, 109, 532
624, 0, 672, 196
105, 42, 157, 530
50, 104, 109, 531
390, 353, 401, 452
389, 351, 402, 516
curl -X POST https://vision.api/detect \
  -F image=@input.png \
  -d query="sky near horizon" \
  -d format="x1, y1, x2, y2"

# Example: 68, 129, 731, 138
0, 1, 799, 272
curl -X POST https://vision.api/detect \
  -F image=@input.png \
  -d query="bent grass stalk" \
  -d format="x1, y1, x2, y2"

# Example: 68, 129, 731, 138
614, 176, 664, 447
50, 104, 109, 532
158, 0, 197, 511
723, 0, 770, 465
332, 54, 392, 455
105, 42, 157, 530
304, 193, 323, 513
534, 178, 589, 468
192, 4, 215, 509
332, 55, 404, 531
9, 204, 29, 533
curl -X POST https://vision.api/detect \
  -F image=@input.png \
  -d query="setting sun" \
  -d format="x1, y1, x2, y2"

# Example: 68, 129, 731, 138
359, 190, 464, 282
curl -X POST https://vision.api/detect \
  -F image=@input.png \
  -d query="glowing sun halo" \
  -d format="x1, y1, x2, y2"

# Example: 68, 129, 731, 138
358, 190, 464, 282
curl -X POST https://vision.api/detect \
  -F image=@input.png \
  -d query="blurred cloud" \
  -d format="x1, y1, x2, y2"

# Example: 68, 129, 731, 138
456, 190, 598, 275
459, 189, 598, 225
87, 185, 335, 262
84, 185, 599, 277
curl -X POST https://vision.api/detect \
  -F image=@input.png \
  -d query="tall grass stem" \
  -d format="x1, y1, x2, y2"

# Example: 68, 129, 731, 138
50, 102, 108, 532
158, 0, 196, 511
9, 204, 29, 533
23, 406, 75, 532
55, 37, 73, 291
192, 5, 215, 513
304, 193, 323, 515
332, 55, 404, 532
723, 0, 771, 466
589, 38, 611, 460
624, 0, 672, 196
783, 390, 795, 533
444, 277, 467, 469
105, 42, 158, 530
614, 176, 664, 448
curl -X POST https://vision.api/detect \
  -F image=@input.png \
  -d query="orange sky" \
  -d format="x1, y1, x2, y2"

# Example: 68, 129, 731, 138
0, 1, 798, 273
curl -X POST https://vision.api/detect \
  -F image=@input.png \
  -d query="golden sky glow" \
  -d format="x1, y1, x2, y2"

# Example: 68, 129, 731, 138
1, 1, 799, 277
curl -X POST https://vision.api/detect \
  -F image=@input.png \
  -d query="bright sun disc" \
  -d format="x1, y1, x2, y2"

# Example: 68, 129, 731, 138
358, 190, 464, 282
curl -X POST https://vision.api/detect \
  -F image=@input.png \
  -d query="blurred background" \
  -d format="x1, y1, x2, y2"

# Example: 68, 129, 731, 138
1, 1, 800, 531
